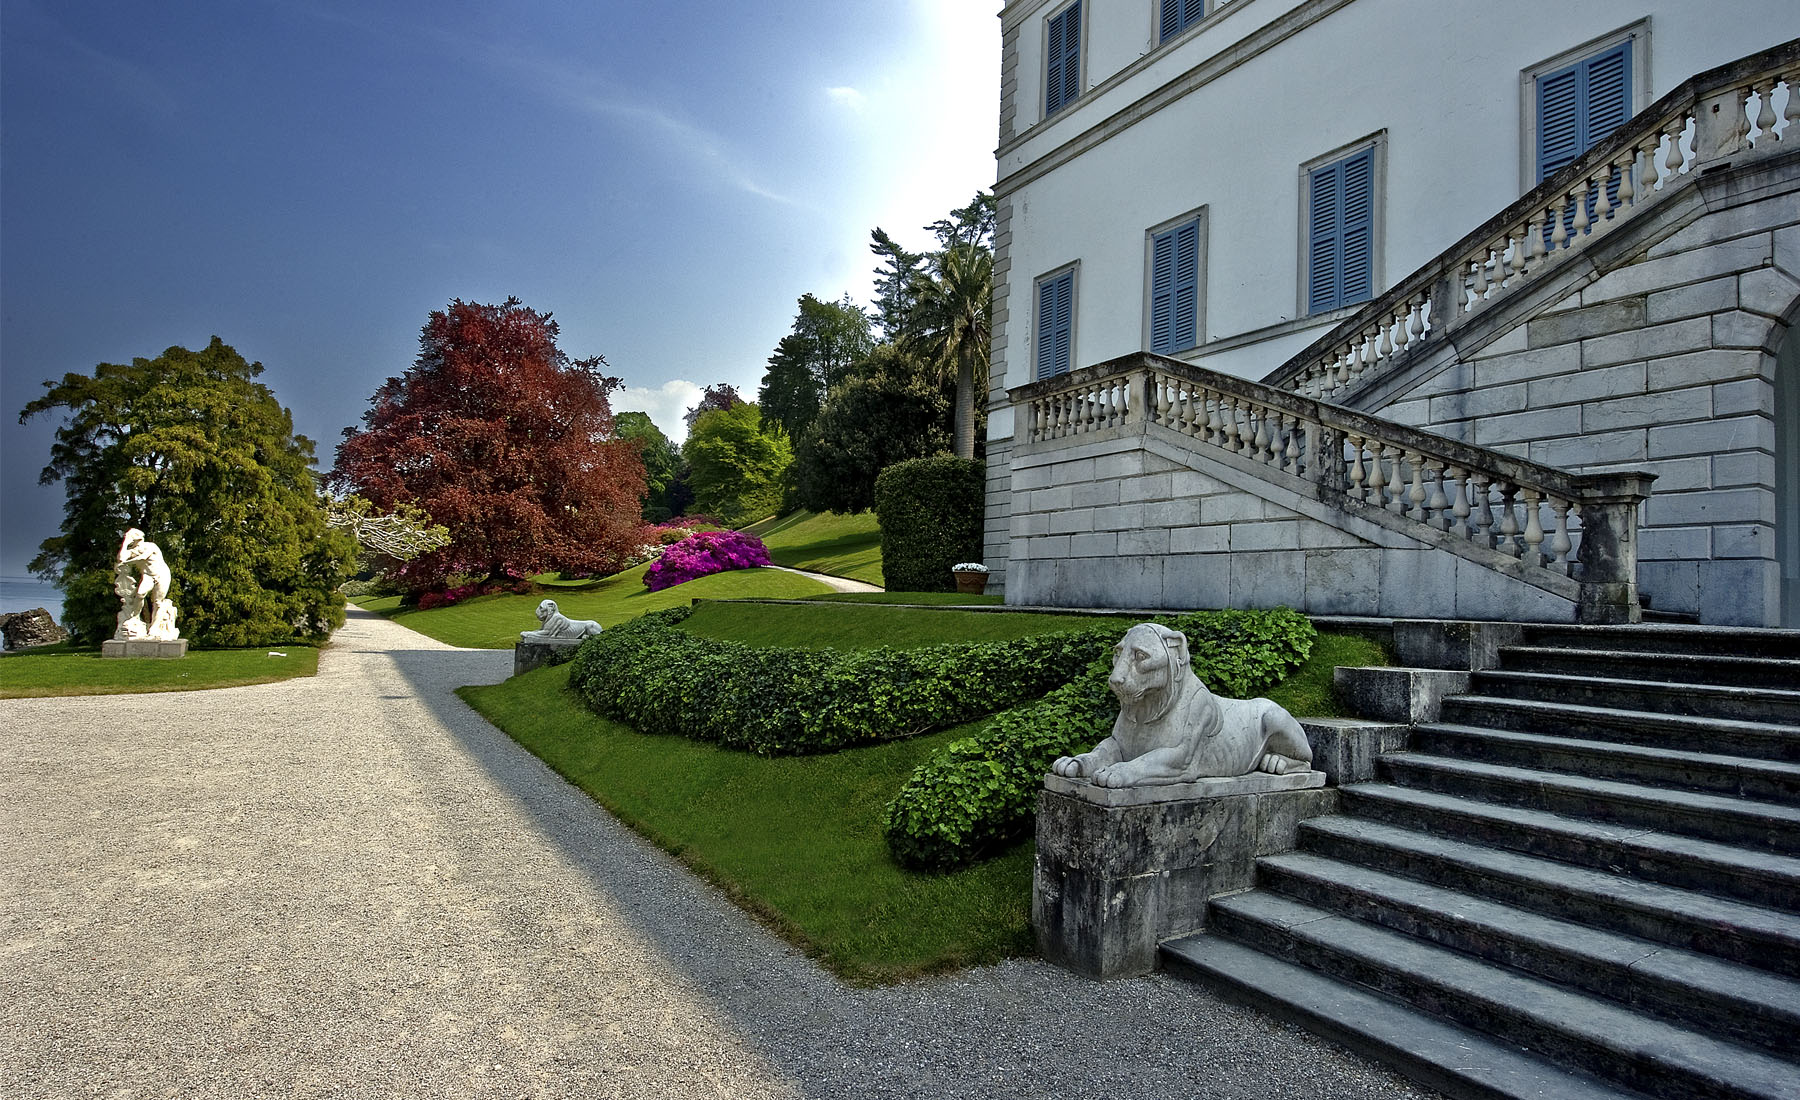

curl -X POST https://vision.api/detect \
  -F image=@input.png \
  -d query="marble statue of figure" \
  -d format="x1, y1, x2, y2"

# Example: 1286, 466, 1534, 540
1052, 622, 1312, 788
113, 528, 180, 642
520, 599, 603, 642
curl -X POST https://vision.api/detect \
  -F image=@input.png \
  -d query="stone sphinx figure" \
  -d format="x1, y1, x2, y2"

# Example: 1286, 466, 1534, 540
520, 599, 603, 643
113, 528, 180, 642
1052, 622, 1312, 788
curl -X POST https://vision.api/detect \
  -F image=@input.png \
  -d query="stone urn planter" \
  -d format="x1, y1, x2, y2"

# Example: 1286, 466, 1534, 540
951, 563, 989, 595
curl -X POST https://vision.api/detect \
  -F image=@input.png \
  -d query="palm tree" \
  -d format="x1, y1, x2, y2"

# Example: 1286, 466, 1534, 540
901, 243, 992, 461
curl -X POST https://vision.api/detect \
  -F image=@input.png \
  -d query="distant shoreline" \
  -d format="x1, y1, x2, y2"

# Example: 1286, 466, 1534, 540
1, 575, 66, 623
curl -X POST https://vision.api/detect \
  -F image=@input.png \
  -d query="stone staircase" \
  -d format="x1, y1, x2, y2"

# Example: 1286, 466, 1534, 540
1162, 625, 1800, 1100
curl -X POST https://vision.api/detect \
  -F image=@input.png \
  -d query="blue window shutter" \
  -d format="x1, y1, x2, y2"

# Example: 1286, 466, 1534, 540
1149, 229, 1176, 353
1038, 272, 1074, 380
1536, 62, 1581, 182
1339, 149, 1374, 306
1160, 0, 1205, 41
1173, 220, 1199, 349
1046, 3, 1080, 116
1537, 41, 1632, 183
1307, 161, 1341, 314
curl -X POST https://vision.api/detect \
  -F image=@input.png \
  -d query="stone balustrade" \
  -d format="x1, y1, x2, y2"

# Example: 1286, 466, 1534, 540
1270, 39, 1799, 401
1015, 352, 1655, 622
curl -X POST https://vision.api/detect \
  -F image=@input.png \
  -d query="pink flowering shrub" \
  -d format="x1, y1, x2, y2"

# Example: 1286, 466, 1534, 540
642, 530, 772, 592
414, 574, 534, 609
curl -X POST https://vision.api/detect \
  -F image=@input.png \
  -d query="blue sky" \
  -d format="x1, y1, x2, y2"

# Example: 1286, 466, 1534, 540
1, 0, 999, 577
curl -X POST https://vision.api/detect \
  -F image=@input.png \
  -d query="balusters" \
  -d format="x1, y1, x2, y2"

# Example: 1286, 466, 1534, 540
1448, 466, 1471, 537
1615, 148, 1636, 208
1550, 198, 1570, 252
1471, 474, 1494, 547
1549, 495, 1575, 573
1365, 441, 1388, 508
1571, 182, 1591, 239
1404, 451, 1428, 520
1592, 164, 1613, 224
1347, 435, 1367, 501
1424, 458, 1449, 529
1386, 449, 1407, 513
1521, 488, 1545, 567
1283, 415, 1302, 474
1496, 483, 1521, 556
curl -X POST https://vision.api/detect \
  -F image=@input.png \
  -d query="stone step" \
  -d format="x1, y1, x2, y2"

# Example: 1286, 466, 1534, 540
1198, 891, 1799, 1100
1161, 934, 1641, 1100
1436, 695, 1800, 763
1519, 624, 1800, 660
1302, 807, 1800, 975
1496, 645, 1800, 690
1377, 754, 1800, 853
1470, 670, 1800, 725
1253, 851, 1800, 1055
1409, 724, 1800, 803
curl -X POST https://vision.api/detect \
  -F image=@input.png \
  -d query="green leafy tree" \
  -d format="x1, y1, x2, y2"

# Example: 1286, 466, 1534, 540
927, 191, 998, 253
19, 337, 356, 647
686, 402, 793, 528
869, 228, 927, 340
614, 411, 681, 520
757, 293, 874, 441
901, 243, 993, 462
794, 345, 956, 514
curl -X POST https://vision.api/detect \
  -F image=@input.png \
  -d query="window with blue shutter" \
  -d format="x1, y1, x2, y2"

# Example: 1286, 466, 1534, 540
1159, 0, 1205, 43
1045, 2, 1081, 117
1307, 147, 1375, 315
1150, 218, 1200, 354
1036, 270, 1075, 381
1536, 41, 1631, 182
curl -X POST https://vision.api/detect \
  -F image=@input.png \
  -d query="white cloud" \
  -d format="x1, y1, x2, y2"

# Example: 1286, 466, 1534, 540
826, 85, 867, 112
612, 379, 704, 443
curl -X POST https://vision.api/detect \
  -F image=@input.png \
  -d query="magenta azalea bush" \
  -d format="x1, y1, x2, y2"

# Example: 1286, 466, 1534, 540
642, 530, 772, 592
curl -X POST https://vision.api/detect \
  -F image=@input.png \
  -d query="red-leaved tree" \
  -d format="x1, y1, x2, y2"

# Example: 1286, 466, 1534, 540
330, 297, 646, 591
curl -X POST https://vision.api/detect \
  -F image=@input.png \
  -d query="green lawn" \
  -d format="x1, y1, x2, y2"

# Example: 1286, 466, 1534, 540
461, 665, 1033, 983
680, 600, 1105, 651
745, 510, 884, 586
0, 643, 321, 698
356, 564, 836, 648
807, 591, 1005, 606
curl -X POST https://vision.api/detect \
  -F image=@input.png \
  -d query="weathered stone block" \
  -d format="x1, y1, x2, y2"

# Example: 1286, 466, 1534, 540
515, 637, 582, 676
1713, 450, 1775, 489
1645, 348, 1768, 389
1648, 414, 1773, 459
1333, 666, 1470, 723
1581, 388, 1711, 432
1033, 776, 1335, 980
1117, 527, 1171, 557
1118, 472, 1173, 503
1391, 619, 1525, 670
1169, 525, 1229, 554
1198, 493, 1268, 523
1528, 428, 1647, 468
1070, 532, 1118, 557
1471, 405, 1581, 446
1300, 718, 1411, 786
1228, 520, 1301, 552
1473, 343, 1581, 387
1526, 297, 1646, 345
1580, 318, 1710, 369
1231, 550, 1305, 609
1713, 378, 1774, 417
1303, 548, 1381, 615
1524, 362, 1645, 407
1644, 487, 1773, 527
1639, 525, 1712, 561
1426, 382, 1527, 422
1645, 275, 1738, 323
101, 639, 188, 659
1737, 265, 1800, 319
1713, 523, 1776, 559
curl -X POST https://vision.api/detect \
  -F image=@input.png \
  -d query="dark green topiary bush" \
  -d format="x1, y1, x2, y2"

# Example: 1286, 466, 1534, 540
873, 456, 984, 592
883, 608, 1317, 871
567, 606, 1117, 756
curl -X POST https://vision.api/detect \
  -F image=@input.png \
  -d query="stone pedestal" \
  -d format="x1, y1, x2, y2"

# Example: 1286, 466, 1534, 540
1033, 770, 1334, 980
101, 639, 188, 659
514, 637, 584, 676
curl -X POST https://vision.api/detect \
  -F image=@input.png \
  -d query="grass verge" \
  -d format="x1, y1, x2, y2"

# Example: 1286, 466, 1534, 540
355, 564, 835, 649
806, 592, 1004, 606
745, 510, 883, 586
460, 664, 1033, 983
0, 643, 321, 698
680, 600, 1104, 651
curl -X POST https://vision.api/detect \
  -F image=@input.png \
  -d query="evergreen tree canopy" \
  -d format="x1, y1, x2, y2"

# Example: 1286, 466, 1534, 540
686, 402, 792, 528
794, 346, 956, 515
757, 293, 873, 441
18, 337, 355, 647
614, 411, 681, 521
330, 298, 646, 590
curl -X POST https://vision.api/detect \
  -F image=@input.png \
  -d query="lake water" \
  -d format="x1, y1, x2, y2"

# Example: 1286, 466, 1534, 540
0, 575, 65, 622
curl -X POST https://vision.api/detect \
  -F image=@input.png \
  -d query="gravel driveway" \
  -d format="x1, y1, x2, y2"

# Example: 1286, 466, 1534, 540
1, 607, 1434, 1099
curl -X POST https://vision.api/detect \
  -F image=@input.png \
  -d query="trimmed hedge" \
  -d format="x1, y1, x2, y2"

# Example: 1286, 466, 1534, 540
566, 605, 1117, 756
873, 456, 984, 592
882, 608, 1317, 871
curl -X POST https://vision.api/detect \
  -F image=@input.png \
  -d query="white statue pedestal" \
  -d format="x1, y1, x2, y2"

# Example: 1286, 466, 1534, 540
102, 639, 189, 659
1033, 770, 1333, 980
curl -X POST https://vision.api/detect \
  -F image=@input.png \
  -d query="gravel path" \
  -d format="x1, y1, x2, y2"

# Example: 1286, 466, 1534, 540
1, 608, 1436, 1100
766, 566, 883, 594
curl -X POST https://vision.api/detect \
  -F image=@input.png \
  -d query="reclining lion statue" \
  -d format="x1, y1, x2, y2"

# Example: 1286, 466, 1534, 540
520, 599, 604, 642
1052, 622, 1312, 788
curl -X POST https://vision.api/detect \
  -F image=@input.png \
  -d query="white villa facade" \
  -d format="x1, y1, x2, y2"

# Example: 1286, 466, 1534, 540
985, 0, 1800, 626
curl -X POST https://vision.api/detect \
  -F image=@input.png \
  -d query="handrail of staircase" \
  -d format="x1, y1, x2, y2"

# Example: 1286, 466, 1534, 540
1010, 352, 1656, 623
1262, 38, 1800, 401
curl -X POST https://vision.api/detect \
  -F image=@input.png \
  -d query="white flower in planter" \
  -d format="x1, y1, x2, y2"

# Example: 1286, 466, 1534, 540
951, 562, 989, 573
